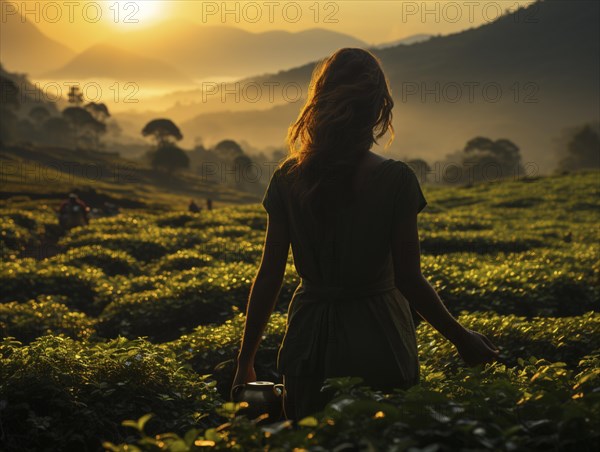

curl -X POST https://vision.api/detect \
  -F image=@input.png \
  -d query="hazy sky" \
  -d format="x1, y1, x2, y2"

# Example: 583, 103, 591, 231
19, 0, 535, 50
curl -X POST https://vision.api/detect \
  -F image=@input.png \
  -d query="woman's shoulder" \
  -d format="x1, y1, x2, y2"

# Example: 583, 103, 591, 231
385, 159, 418, 179
382, 160, 423, 193
387, 159, 412, 171
272, 157, 299, 182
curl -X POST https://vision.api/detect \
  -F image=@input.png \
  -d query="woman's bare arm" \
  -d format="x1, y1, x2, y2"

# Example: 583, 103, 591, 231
391, 213, 468, 343
391, 212, 500, 365
236, 213, 290, 368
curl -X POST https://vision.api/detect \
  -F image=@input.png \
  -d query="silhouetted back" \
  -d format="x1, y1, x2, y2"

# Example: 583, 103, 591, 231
262, 158, 427, 398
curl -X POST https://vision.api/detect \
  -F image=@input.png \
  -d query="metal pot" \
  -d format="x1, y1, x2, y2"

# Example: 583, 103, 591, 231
231, 381, 285, 422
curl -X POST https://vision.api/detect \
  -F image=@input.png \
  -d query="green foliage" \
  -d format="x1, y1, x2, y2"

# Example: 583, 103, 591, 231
150, 144, 190, 173
420, 244, 599, 316
0, 209, 45, 259
0, 259, 111, 315
0, 169, 598, 451
0, 336, 221, 451
142, 118, 183, 147
97, 262, 259, 342
50, 245, 140, 276
0, 296, 95, 343
105, 350, 600, 451
417, 311, 600, 373
97, 278, 232, 342
558, 122, 600, 171
167, 310, 287, 395
155, 250, 214, 273
0, 216, 32, 259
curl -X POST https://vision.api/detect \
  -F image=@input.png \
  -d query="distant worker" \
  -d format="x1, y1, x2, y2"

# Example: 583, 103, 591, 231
58, 193, 90, 230
206, 198, 213, 211
189, 199, 202, 213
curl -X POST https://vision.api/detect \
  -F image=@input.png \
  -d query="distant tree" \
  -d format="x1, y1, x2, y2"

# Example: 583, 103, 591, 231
67, 86, 84, 106
150, 144, 190, 173
462, 136, 524, 183
406, 158, 431, 183
63, 107, 106, 150
142, 119, 183, 148
85, 102, 110, 122
557, 123, 600, 171
63, 107, 94, 129
84, 102, 111, 148
214, 139, 244, 159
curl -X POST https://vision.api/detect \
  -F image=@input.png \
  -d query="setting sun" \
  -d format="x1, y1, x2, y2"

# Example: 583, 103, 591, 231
104, 0, 168, 27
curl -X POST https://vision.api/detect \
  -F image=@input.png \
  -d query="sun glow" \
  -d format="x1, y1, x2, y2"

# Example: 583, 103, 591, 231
104, 0, 168, 27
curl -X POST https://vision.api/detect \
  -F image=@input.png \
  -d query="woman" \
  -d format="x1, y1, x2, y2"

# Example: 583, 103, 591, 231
232, 48, 500, 421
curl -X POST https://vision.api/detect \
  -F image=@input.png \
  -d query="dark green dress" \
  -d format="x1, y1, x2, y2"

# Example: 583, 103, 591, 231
261, 159, 427, 409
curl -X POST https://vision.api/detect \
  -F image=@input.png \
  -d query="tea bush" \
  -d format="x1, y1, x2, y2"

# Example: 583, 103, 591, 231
0, 336, 222, 451
96, 261, 261, 341
97, 262, 300, 343
417, 311, 600, 373
155, 212, 196, 228
97, 279, 235, 342
192, 238, 264, 264
60, 231, 173, 262
0, 216, 33, 259
50, 245, 140, 276
107, 344, 600, 451
0, 296, 95, 343
0, 259, 111, 314
421, 244, 599, 316
167, 310, 288, 396
420, 230, 545, 254
164, 310, 600, 401
108, 273, 175, 295
155, 250, 215, 273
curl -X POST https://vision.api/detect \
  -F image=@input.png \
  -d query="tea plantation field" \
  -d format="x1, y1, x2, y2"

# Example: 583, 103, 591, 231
0, 170, 598, 451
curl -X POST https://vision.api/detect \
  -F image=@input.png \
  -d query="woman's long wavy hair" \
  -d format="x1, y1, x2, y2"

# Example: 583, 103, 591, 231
279, 47, 395, 226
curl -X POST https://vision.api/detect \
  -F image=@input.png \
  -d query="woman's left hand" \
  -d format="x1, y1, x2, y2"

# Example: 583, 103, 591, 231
231, 363, 257, 400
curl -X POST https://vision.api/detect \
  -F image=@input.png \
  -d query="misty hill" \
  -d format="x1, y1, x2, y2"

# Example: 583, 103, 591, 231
42, 44, 194, 86
0, 144, 261, 209
0, 64, 62, 113
180, 101, 302, 149
374, 34, 433, 49
105, 22, 367, 78
171, 0, 599, 172
0, 0, 75, 75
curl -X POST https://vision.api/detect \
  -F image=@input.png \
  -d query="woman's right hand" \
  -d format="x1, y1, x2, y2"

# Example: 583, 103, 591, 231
453, 328, 500, 366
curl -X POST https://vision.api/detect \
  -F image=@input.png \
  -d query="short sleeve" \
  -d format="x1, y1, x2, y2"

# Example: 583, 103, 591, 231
262, 168, 286, 217
393, 163, 427, 220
